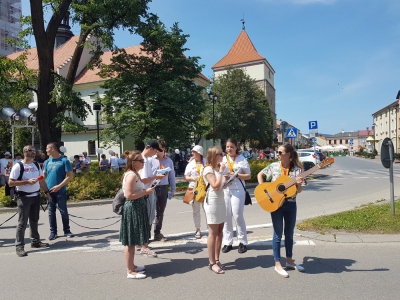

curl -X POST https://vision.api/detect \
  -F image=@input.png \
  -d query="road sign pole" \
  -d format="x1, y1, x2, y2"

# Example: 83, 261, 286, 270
389, 140, 395, 215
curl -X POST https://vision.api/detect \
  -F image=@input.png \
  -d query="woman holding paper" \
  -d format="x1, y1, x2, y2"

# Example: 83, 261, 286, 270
221, 138, 251, 254
203, 147, 227, 274
184, 145, 207, 239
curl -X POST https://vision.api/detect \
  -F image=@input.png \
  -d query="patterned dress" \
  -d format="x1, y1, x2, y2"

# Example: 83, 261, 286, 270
119, 171, 151, 246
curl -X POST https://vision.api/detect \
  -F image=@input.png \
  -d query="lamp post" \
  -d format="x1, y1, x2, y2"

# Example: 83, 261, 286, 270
93, 103, 102, 161
208, 92, 218, 146
0, 105, 36, 160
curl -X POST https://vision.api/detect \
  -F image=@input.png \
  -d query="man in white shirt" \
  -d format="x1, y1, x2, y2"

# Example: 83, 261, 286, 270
109, 152, 119, 172
82, 151, 91, 172
0, 151, 11, 187
9, 145, 52, 257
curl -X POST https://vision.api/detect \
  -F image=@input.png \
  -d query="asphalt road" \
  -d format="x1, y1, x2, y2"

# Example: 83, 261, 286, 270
1, 156, 400, 299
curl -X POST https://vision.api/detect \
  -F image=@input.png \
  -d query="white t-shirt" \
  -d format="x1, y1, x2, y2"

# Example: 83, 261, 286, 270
222, 154, 250, 190
83, 156, 91, 166
139, 156, 156, 189
184, 158, 207, 188
110, 156, 119, 168
9, 162, 43, 194
0, 158, 10, 175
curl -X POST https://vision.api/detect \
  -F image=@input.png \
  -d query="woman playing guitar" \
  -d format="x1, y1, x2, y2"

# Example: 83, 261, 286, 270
257, 144, 305, 278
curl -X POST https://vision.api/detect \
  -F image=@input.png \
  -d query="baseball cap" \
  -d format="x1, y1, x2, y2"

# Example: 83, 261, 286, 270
4, 152, 11, 156
192, 145, 204, 156
146, 140, 163, 152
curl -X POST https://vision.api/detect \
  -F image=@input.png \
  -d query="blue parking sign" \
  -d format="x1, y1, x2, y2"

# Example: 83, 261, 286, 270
309, 121, 318, 130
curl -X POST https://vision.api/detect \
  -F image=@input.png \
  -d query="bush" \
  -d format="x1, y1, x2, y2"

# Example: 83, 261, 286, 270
248, 159, 276, 182
0, 186, 16, 207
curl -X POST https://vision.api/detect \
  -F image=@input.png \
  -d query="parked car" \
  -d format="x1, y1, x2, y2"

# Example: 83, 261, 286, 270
297, 151, 320, 167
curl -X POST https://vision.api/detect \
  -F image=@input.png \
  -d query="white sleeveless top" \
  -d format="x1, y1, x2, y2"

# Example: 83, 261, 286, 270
122, 171, 144, 197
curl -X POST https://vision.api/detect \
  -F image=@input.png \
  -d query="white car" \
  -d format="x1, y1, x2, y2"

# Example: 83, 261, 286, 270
297, 151, 320, 169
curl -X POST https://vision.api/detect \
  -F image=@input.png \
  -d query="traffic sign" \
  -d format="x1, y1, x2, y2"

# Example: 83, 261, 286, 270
313, 138, 317, 146
286, 128, 297, 138
349, 138, 354, 146
309, 121, 318, 130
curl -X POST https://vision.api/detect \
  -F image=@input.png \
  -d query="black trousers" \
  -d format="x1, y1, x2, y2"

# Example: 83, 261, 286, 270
15, 195, 41, 249
154, 185, 169, 234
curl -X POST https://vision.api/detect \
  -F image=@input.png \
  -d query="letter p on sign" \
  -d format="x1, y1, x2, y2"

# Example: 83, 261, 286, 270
309, 121, 318, 130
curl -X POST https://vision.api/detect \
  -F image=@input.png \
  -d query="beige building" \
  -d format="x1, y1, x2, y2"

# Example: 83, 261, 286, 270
212, 27, 276, 127
372, 100, 399, 154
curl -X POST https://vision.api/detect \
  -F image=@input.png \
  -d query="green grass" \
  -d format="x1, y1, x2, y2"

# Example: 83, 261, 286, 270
297, 199, 400, 234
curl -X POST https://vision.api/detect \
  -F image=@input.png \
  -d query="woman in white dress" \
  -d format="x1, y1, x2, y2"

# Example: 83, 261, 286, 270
203, 147, 227, 274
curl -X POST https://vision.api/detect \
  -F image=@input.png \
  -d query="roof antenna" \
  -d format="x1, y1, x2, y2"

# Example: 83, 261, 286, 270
241, 15, 245, 30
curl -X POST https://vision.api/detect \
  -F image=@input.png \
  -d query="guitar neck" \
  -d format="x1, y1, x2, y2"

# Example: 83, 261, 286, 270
283, 164, 320, 189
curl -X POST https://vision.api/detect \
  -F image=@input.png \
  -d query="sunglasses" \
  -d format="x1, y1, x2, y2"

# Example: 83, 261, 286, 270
277, 151, 284, 155
24, 149, 36, 153
133, 159, 145, 163
216, 153, 223, 156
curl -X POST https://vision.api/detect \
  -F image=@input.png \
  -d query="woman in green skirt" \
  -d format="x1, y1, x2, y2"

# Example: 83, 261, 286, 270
120, 150, 155, 279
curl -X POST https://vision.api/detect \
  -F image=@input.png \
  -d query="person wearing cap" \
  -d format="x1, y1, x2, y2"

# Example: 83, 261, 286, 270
150, 140, 176, 242
138, 140, 167, 256
0, 151, 12, 188
9, 145, 52, 257
184, 145, 207, 239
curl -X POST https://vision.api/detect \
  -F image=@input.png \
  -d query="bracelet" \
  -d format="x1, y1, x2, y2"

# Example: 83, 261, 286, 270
218, 171, 224, 175
44, 190, 50, 194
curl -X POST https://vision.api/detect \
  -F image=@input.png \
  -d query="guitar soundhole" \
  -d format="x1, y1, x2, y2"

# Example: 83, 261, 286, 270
277, 184, 286, 193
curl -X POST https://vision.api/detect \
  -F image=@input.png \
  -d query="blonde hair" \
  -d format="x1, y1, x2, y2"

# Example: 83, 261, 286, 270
206, 147, 222, 169
124, 150, 142, 180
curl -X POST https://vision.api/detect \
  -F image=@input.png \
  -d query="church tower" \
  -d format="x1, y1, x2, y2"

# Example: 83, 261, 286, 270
212, 23, 276, 127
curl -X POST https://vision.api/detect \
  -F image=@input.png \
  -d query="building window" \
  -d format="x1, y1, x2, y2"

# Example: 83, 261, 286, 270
334, 140, 337, 145
345, 139, 348, 144
88, 140, 96, 155
339, 139, 342, 144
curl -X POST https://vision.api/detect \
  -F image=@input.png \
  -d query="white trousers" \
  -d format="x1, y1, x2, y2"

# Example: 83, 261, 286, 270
192, 200, 204, 229
223, 189, 248, 245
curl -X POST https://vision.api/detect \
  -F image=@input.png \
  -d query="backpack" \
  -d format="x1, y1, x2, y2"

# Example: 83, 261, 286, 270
112, 189, 125, 215
12, 161, 41, 198
193, 167, 210, 203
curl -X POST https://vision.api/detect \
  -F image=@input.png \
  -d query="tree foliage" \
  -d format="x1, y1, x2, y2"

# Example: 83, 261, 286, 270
98, 15, 207, 148
211, 69, 273, 147
19, 0, 151, 150
0, 53, 39, 153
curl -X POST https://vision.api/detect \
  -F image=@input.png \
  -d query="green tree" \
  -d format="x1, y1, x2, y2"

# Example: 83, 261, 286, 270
98, 15, 206, 149
0, 53, 38, 153
211, 69, 273, 147
19, 0, 151, 151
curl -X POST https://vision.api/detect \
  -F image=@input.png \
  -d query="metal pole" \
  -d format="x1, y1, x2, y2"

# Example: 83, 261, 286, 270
388, 140, 395, 215
212, 100, 215, 146
96, 110, 100, 161
11, 125, 14, 166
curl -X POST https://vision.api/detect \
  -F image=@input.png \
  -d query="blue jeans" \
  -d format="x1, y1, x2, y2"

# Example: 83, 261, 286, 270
270, 200, 297, 261
48, 189, 70, 234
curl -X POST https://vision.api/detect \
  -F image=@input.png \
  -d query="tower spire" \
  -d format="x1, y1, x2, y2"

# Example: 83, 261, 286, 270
241, 16, 245, 30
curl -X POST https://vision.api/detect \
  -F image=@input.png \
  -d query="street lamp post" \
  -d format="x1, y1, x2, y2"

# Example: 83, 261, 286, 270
208, 92, 218, 146
93, 103, 102, 161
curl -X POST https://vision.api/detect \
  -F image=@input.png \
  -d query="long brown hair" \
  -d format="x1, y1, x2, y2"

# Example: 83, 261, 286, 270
124, 150, 142, 180
281, 144, 303, 171
206, 147, 222, 169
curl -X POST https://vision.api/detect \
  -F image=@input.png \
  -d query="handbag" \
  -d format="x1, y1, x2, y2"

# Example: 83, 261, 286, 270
112, 189, 125, 215
239, 179, 252, 206
183, 188, 195, 204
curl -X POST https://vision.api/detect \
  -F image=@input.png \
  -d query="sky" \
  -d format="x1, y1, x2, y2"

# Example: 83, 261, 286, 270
21, 0, 400, 135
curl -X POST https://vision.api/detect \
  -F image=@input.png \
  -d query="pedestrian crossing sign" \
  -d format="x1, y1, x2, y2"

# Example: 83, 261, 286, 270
286, 128, 297, 138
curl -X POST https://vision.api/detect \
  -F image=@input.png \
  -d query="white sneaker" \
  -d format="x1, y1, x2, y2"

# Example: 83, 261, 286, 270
127, 272, 146, 279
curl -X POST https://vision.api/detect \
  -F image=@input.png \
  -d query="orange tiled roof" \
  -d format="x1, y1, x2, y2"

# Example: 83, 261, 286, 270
75, 45, 210, 85
6, 36, 80, 70
212, 30, 266, 69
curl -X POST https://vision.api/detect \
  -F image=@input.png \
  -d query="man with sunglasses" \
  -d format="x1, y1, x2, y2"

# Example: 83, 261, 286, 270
9, 146, 52, 257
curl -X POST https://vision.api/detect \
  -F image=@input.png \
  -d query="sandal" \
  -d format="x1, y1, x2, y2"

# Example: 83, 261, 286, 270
195, 230, 201, 239
140, 248, 157, 258
216, 259, 226, 271
209, 263, 225, 274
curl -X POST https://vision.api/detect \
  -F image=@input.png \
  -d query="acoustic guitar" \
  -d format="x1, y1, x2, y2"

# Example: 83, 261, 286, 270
254, 158, 334, 212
